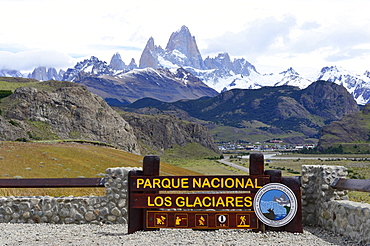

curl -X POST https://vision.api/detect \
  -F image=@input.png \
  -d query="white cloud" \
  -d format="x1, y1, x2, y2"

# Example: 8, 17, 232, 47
1, 0, 370, 75
203, 15, 297, 57
0, 50, 75, 72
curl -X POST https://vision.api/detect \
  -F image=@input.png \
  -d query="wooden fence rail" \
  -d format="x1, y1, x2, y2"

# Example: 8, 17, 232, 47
0, 178, 105, 188
331, 178, 370, 192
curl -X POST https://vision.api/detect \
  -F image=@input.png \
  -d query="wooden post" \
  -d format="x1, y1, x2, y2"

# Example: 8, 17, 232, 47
249, 153, 264, 176
282, 176, 303, 233
128, 155, 160, 234
128, 169, 144, 234
143, 155, 160, 176
142, 155, 160, 231
249, 153, 265, 232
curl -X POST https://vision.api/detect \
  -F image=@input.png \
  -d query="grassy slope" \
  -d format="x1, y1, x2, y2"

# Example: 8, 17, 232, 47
162, 143, 244, 175
0, 141, 200, 197
0, 77, 41, 91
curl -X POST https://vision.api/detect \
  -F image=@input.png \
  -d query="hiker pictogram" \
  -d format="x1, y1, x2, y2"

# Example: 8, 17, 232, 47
237, 214, 250, 228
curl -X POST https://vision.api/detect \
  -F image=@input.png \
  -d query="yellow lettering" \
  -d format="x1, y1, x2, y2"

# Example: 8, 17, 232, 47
235, 196, 243, 207
176, 197, 185, 207
211, 178, 220, 188
225, 178, 234, 188
186, 197, 194, 207
255, 178, 262, 188
245, 178, 254, 188
235, 178, 244, 188
244, 196, 252, 207
154, 196, 164, 206
202, 178, 211, 188
193, 197, 202, 207
182, 178, 189, 188
164, 196, 172, 206
162, 178, 171, 188
171, 178, 180, 189
193, 178, 201, 188
144, 178, 152, 188
152, 178, 160, 188
226, 197, 234, 207
203, 197, 211, 207
216, 197, 225, 207
147, 196, 155, 206
137, 178, 144, 188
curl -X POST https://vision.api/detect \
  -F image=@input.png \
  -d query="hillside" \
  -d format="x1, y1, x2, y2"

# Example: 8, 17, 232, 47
118, 111, 220, 155
0, 80, 140, 154
123, 81, 359, 144
317, 103, 370, 151
0, 142, 200, 197
0, 77, 220, 156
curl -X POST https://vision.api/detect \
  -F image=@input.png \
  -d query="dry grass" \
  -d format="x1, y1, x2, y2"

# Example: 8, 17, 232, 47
0, 141, 199, 197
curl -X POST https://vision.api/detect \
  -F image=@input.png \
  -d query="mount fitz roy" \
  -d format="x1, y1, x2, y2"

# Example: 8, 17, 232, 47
2, 25, 370, 105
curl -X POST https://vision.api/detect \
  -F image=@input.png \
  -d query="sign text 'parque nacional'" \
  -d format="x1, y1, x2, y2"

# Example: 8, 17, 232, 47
130, 175, 270, 191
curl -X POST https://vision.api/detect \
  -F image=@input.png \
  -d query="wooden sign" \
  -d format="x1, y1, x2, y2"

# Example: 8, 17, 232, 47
146, 211, 258, 229
128, 154, 303, 234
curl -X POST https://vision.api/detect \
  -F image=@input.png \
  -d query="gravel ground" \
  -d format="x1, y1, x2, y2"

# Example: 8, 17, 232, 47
0, 224, 362, 246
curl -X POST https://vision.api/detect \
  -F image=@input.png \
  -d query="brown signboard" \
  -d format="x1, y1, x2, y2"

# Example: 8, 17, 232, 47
146, 211, 258, 229
130, 175, 270, 192
130, 193, 255, 209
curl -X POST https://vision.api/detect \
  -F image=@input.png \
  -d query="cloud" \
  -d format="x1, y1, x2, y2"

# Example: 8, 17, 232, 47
0, 50, 75, 72
300, 21, 321, 30
287, 24, 370, 62
203, 15, 297, 57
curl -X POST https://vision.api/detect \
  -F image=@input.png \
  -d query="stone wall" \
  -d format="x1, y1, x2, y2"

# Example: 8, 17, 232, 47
0, 167, 136, 224
1, 163, 370, 244
302, 165, 370, 244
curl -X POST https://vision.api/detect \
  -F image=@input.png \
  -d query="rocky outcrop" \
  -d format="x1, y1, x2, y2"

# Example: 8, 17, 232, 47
121, 112, 220, 155
0, 81, 140, 154
299, 80, 359, 120
317, 103, 370, 149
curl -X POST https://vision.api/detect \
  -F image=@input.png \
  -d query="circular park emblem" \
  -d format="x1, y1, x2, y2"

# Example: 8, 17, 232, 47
253, 183, 297, 227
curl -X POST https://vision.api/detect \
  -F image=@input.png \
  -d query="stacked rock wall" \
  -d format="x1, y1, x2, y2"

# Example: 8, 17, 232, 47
302, 165, 370, 244
0, 167, 136, 224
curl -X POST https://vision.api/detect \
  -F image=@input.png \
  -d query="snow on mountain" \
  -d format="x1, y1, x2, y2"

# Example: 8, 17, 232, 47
0, 69, 23, 78
314, 66, 370, 105
62, 56, 114, 82
2, 25, 370, 105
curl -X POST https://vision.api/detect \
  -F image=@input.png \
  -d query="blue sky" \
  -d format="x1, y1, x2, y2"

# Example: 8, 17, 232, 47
1, 0, 370, 76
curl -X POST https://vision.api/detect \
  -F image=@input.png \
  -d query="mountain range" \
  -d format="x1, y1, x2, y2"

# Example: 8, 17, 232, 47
122, 80, 359, 144
1, 25, 370, 105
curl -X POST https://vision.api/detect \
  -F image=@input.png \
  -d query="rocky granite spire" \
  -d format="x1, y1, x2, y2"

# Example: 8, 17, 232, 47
109, 52, 126, 70
164, 25, 205, 69
127, 58, 138, 70
139, 37, 160, 69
